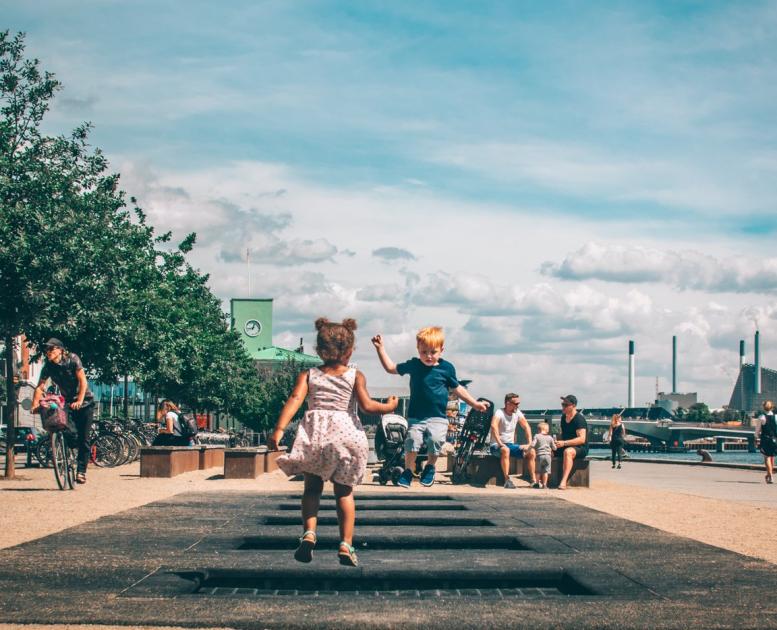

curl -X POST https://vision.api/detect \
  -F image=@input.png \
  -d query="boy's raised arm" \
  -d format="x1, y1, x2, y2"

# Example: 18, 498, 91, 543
371, 334, 398, 374
454, 385, 487, 412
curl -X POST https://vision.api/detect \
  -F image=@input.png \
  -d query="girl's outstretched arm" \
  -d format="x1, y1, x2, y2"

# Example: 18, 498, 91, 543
268, 371, 309, 449
354, 371, 398, 414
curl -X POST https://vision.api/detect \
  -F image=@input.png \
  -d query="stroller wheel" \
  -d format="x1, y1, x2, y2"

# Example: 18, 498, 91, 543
390, 466, 404, 486
378, 469, 389, 485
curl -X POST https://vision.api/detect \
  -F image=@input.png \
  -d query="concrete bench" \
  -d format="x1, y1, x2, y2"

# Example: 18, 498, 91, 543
140, 446, 199, 478
224, 447, 267, 479
464, 452, 589, 487
464, 452, 524, 486
197, 445, 225, 470
549, 457, 589, 488
224, 446, 288, 479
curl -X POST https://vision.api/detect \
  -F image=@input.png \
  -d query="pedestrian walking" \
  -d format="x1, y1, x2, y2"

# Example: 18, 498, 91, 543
609, 413, 626, 469
756, 400, 776, 484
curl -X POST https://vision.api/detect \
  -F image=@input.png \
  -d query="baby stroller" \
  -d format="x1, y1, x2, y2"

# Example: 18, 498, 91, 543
374, 414, 408, 486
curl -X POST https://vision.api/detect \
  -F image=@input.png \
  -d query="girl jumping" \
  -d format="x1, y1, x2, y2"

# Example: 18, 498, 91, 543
269, 317, 398, 566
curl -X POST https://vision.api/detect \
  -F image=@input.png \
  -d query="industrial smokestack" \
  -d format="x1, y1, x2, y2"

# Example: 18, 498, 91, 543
628, 340, 635, 408
739, 339, 745, 369
755, 330, 762, 395
672, 335, 677, 394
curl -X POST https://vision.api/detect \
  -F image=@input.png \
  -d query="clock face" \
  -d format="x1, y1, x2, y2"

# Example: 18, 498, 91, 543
244, 319, 262, 337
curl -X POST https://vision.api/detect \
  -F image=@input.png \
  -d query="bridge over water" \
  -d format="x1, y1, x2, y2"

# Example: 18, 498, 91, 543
524, 416, 757, 452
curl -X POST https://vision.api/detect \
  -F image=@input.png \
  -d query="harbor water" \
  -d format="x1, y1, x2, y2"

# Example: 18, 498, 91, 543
590, 447, 765, 466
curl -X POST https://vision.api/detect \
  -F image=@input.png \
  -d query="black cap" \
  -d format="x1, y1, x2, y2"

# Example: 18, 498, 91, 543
561, 394, 577, 406
44, 338, 64, 349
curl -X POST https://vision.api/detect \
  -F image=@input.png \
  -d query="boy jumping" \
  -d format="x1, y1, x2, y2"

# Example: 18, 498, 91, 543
372, 327, 487, 488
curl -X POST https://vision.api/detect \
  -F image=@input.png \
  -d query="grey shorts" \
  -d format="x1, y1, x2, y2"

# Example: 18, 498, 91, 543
537, 454, 552, 475
405, 417, 448, 455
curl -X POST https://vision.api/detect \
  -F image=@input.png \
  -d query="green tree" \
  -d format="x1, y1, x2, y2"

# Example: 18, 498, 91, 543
685, 402, 711, 423
246, 360, 307, 433
1, 32, 175, 475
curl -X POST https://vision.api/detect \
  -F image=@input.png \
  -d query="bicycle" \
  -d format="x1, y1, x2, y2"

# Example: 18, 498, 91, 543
451, 398, 494, 484
38, 394, 77, 491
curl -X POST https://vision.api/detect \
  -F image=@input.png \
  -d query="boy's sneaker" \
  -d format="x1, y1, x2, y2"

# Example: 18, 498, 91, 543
419, 464, 436, 487
503, 478, 516, 489
397, 468, 414, 488
531, 481, 542, 489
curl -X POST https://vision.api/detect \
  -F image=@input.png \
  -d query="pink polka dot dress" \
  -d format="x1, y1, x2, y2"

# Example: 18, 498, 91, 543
277, 367, 369, 487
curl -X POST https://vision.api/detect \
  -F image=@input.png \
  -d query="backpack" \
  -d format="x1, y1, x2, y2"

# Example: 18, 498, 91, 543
761, 413, 777, 452
177, 410, 199, 439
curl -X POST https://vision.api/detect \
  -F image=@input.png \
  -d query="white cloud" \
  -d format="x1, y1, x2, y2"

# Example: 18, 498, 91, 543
542, 242, 777, 294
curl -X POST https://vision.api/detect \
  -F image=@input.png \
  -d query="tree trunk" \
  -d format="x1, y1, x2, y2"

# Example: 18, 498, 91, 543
123, 375, 129, 420
3, 335, 17, 479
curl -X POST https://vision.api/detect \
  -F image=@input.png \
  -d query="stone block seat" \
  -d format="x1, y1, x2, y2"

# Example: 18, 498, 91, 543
224, 446, 288, 479
462, 452, 524, 487
462, 451, 589, 487
140, 446, 199, 478
549, 457, 590, 488
196, 445, 225, 470
224, 447, 267, 479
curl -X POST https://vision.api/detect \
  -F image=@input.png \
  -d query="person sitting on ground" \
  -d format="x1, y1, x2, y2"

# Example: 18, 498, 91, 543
152, 400, 190, 447
489, 393, 536, 489
372, 326, 487, 489
755, 399, 776, 484
31, 338, 95, 484
555, 394, 588, 490
608, 413, 626, 469
522, 421, 556, 489
270, 318, 397, 567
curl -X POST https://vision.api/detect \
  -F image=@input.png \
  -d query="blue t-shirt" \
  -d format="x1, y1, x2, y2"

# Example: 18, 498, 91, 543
396, 357, 459, 420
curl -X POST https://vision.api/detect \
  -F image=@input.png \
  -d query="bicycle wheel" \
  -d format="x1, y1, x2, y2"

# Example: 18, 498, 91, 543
36, 435, 53, 467
451, 439, 475, 485
65, 444, 76, 490
51, 432, 68, 490
92, 434, 123, 467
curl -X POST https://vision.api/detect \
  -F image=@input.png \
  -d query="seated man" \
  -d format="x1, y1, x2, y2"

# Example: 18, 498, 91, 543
489, 393, 537, 489
555, 394, 589, 489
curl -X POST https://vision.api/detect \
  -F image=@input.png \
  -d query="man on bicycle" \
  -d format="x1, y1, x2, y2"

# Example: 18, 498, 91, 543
31, 338, 95, 484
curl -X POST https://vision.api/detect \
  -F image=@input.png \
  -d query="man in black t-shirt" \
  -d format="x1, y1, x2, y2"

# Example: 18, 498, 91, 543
31, 338, 95, 483
555, 394, 588, 489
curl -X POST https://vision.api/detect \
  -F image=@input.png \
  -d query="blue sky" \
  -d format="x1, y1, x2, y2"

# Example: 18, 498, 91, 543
5, 1, 777, 407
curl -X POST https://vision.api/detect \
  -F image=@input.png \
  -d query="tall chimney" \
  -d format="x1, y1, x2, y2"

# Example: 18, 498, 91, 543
628, 340, 635, 408
739, 339, 745, 368
672, 335, 677, 394
755, 330, 762, 395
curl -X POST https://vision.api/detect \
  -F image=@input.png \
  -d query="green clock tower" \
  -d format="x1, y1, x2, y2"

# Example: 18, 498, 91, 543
231, 298, 274, 358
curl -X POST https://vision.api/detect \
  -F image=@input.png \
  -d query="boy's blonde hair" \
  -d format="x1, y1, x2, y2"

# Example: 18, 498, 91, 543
416, 326, 445, 349
538, 421, 550, 433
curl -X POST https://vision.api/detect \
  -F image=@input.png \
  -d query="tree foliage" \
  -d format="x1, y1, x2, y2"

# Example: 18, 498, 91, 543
684, 402, 712, 423
1, 31, 267, 476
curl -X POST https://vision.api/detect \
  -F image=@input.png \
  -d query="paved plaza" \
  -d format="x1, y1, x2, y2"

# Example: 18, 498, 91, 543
1, 463, 777, 628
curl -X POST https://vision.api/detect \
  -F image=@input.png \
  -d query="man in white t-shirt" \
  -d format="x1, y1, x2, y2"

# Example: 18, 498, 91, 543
489, 393, 536, 489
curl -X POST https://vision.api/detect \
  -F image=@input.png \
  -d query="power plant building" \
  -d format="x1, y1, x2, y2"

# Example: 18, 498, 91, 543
728, 364, 777, 413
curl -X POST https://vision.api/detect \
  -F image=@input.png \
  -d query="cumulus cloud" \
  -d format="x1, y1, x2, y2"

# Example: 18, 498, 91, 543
542, 242, 777, 294
372, 247, 417, 262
